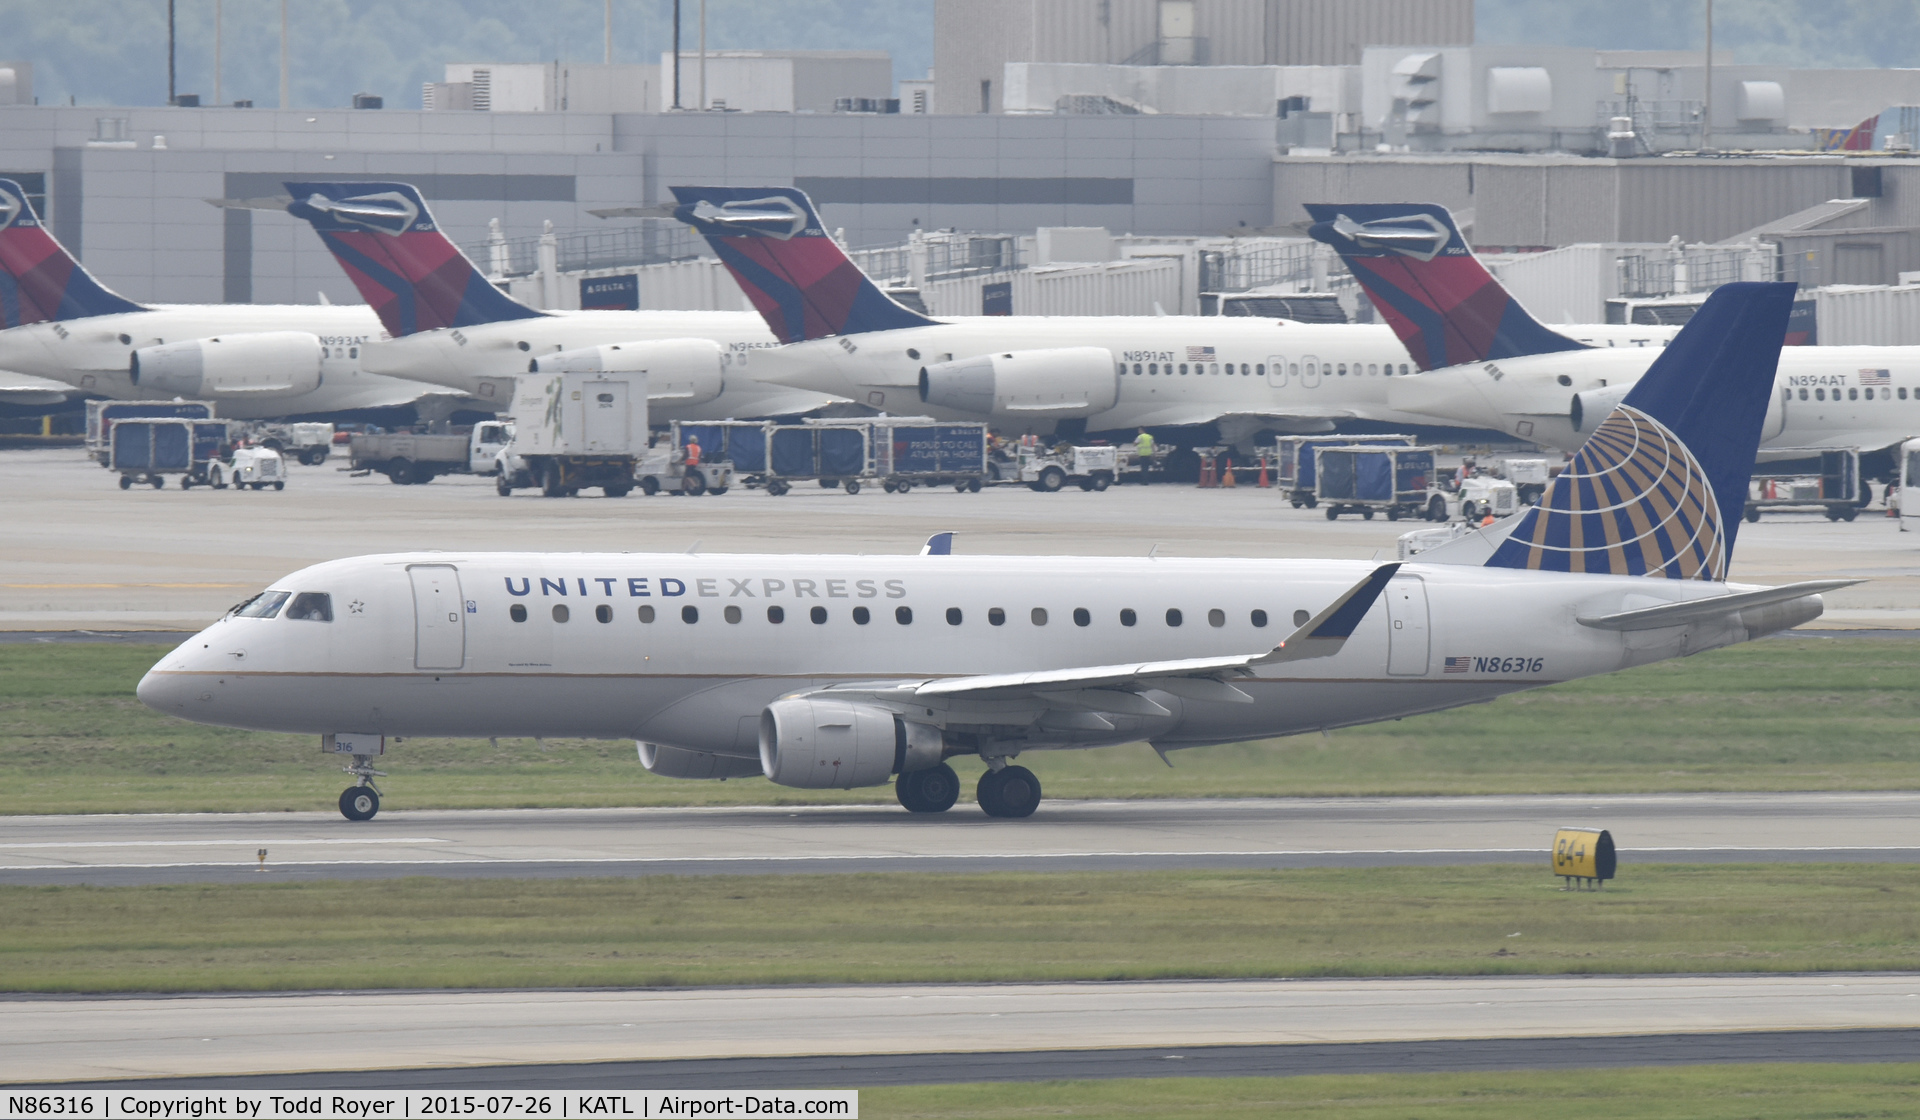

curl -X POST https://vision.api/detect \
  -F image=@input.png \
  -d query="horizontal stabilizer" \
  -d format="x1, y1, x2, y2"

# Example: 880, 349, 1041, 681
1576, 579, 1859, 631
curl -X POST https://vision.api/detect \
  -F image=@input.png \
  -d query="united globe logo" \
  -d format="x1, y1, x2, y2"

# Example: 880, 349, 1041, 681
1488, 405, 1726, 580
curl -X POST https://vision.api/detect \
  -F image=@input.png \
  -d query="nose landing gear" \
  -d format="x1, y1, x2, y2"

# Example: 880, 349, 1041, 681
339, 753, 386, 821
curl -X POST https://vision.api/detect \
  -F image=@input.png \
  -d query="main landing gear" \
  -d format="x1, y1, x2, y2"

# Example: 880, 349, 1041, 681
339, 753, 386, 821
896, 763, 962, 813
976, 761, 1042, 819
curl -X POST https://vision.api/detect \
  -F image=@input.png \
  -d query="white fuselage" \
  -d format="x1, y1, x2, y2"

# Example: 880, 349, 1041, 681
139, 551, 1780, 762
0, 304, 456, 419
360, 312, 840, 420
1393, 346, 1920, 454
747, 318, 1673, 436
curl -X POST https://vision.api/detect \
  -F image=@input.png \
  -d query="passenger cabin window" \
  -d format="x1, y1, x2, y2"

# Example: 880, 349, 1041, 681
724, 605, 742, 624
596, 605, 614, 624
1120, 608, 1137, 626
946, 607, 963, 626
768, 606, 786, 623
552, 604, 570, 623
1208, 608, 1226, 627
233, 591, 290, 618
853, 606, 870, 625
1251, 609, 1268, 627
510, 603, 528, 623
1030, 608, 1048, 626
286, 592, 332, 621
682, 606, 699, 623
1166, 608, 1183, 627
1293, 609, 1310, 626
1850, 388, 1859, 400
810, 606, 828, 624
1073, 607, 1090, 626
639, 605, 656, 623
896, 606, 914, 625
1903, 388, 1910, 400
989, 608, 1006, 626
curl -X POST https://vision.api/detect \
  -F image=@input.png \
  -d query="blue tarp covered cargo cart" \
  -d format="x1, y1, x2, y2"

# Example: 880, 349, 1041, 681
1314, 446, 1437, 522
1270, 434, 1416, 509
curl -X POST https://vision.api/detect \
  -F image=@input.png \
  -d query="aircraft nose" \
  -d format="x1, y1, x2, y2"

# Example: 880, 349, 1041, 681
1388, 368, 1500, 427
137, 636, 218, 717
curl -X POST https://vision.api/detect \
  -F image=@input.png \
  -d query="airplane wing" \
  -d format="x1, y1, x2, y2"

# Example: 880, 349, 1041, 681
807, 564, 1398, 724
0, 370, 78, 406
1576, 579, 1860, 631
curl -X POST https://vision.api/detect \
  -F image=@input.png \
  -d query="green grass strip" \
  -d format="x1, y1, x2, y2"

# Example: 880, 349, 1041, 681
3, 865, 1918, 993
862, 1064, 1920, 1119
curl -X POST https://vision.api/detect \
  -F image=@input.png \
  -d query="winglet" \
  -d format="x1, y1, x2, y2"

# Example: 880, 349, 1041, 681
1256, 563, 1400, 665
920, 532, 955, 556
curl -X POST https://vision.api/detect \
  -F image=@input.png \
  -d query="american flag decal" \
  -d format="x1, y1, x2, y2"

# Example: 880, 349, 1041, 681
1443, 656, 1471, 674
1860, 368, 1891, 387
1186, 345, 1216, 361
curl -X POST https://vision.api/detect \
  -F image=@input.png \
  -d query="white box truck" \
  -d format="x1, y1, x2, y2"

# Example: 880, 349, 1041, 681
496, 372, 650, 498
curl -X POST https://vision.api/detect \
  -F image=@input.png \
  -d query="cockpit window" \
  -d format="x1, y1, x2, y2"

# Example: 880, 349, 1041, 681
233, 591, 291, 618
286, 592, 333, 622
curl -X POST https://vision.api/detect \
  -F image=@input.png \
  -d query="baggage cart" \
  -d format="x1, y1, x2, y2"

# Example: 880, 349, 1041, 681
87, 400, 215, 466
873, 420, 990, 493
1315, 445, 1438, 521
1270, 434, 1417, 508
1746, 447, 1865, 522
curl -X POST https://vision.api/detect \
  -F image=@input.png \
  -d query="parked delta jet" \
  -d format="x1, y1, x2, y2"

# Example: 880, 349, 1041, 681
279, 182, 840, 421
653, 186, 1675, 445
1310, 203, 1920, 471
0, 180, 469, 421
139, 282, 1848, 823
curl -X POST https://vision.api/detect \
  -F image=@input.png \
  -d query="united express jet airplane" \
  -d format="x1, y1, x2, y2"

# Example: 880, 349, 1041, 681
139, 283, 1847, 821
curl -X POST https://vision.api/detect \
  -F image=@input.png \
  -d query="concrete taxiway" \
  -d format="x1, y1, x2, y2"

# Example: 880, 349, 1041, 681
7, 975, 1920, 1085
5, 447, 1917, 631
2, 793, 1915, 885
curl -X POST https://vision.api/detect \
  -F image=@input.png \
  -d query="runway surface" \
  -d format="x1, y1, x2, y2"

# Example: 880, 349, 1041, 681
19, 1030, 1920, 1090
8, 975, 1920, 1085
3, 793, 1916, 885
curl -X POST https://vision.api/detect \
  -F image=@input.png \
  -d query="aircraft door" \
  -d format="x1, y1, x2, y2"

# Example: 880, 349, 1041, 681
583, 382, 627, 452
1762, 385, 1787, 441
1301, 355, 1321, 388
1266, 355, 1288, 388
408, 564, 466, 670
1902, 439, 1920, 533
1384, 575, 1430, 676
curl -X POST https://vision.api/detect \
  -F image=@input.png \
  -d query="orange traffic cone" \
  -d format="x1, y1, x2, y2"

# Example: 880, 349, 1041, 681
1222, 457, 1237, 487
1257, 457, 1270, 487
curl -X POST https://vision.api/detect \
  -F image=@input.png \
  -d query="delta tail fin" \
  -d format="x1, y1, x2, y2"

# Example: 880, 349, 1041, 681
0, 178, 145, 326
284, 181, 543, 337
668, 186, 937, 343
1485, 281, 1796, 580
1303, 202, 1585, 371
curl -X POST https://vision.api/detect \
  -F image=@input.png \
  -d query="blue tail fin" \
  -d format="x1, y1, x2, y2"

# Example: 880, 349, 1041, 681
1486, 282, 1796, 580
0, 178, 145, 325
284, 181, 543, 337
1303, 202, 1585, 370
668, 186, 937, 343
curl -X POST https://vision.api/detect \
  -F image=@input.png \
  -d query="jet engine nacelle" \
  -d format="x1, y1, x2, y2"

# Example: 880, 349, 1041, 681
531, 338, 725, 405
759, 698, 937, 790
636, 741, 766, 780
918, 347, 1119, 418
1569, 384, 1633, 433
131, 332, 324, 398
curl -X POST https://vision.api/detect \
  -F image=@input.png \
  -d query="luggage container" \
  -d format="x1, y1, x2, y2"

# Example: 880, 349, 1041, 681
1747, 447, 1865, 522
86, 400, 215, 466
1315, 445, 1438, 521
1269, 434, 1417, 508
874, 421, 990, 493
109, 419, 195, 489
761, 422, 875, 495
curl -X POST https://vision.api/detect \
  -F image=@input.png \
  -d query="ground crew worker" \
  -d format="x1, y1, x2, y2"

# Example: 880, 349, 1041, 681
684, 435, 702, 467
1135, 428, 1155, 460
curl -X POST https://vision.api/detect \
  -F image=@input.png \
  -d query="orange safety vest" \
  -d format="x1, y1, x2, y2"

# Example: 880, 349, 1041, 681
685, 442, 701, 466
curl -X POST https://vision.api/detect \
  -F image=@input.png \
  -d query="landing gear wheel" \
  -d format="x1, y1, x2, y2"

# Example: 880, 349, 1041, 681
896, 763, 961, 813
339, 785, 380, 821
844, 479, 861, 495
977, 765, 1041, 818
681, 469, 707, 496
496, 472, 513, 496
640, 476, 660, 496
1037, 466, 1066, 493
